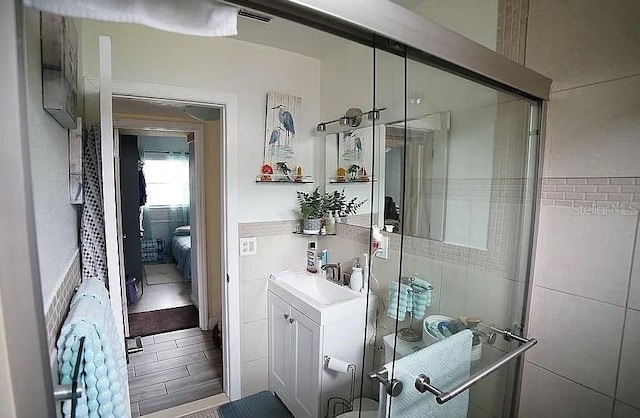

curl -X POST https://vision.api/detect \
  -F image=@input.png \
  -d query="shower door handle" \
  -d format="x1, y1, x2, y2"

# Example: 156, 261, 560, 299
415, 330, 537, 404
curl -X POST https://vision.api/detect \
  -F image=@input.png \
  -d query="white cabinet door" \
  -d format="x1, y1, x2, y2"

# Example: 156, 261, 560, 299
268, 293, 291, 402
290, 307, 321, 418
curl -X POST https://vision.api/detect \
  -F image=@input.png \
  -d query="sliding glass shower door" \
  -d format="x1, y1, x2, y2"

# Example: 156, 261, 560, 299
370, 41, 541, 418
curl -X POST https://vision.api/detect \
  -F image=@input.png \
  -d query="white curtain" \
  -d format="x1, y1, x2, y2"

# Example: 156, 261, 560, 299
23, 0, 238, 37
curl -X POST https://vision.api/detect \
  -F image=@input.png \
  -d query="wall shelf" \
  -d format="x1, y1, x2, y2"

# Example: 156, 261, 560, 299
292, 232, 337, 237
256, 174, 313, 184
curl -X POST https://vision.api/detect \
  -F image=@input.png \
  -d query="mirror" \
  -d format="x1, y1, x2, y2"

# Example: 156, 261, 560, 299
384, 112, 450, 241
324, 125, 384, 228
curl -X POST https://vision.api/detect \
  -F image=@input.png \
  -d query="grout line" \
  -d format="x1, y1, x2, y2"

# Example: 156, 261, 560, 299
535, 284, 628, 309
612, 213, 639, 401
527, 361, 616, 400
551, 73, 640, 95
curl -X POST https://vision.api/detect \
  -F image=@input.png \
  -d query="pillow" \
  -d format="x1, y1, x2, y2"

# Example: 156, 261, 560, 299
174, 225, 191, 236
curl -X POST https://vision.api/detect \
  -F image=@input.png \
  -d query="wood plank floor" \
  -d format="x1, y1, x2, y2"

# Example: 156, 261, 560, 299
128, 327, 223, 416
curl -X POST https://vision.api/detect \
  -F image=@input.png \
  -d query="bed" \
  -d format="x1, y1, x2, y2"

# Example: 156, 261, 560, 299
171, 228, 192, 281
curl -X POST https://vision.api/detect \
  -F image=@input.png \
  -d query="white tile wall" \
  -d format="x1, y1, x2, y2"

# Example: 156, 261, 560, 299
534, 205, 636, 306
469, 345, 509, 418
241, 319, 268, 363
242, 279, 268, 323
526, 0, 640, 92
519, 362, 614, 418
543, 75, 640, 178
628, 224, 640, 311
241, 235, 307, 282
241, 357, 269, 397
527, 287, 625, 396
615, 309, 640, 410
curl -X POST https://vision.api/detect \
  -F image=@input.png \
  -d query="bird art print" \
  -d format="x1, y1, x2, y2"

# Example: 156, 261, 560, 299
262, 92, 302, 181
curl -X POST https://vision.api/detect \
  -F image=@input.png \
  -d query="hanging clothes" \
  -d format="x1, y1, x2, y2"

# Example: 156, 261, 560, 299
138, 158, 147, 207
80, 123, 108, 282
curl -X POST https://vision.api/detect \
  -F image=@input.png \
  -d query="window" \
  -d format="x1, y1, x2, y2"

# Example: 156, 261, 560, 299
143, 152, 190, 206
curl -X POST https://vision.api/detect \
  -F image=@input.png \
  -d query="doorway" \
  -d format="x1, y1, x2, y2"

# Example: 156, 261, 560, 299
111, 97, 227, 414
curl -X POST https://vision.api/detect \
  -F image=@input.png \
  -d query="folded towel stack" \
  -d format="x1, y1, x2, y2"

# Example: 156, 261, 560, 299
410, 277, 433, 320
387, 282, 413, 321
57, 278, 127, 418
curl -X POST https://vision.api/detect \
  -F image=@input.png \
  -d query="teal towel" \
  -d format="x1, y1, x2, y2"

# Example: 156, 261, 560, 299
57, 279, 127, 418
410, 277, 433, 320
388, 282, 412, 320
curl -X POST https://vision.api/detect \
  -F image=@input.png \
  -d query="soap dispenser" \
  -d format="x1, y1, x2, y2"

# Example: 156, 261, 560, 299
349, 257, 363, 292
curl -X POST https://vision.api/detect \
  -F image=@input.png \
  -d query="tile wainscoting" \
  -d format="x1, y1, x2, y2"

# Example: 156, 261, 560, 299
44, 250, 81, 362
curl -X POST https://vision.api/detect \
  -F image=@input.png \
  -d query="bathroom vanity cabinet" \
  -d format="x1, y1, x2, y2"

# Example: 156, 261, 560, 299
267, 273, 376, 418
268, 292, 320, 418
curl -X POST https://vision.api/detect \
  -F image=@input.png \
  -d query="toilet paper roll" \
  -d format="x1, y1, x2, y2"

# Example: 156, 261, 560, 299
326, 357, 351, 374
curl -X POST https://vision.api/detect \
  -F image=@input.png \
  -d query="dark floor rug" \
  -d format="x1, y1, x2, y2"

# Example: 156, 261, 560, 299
218, 391, 293, 418
128, 305, 199, 337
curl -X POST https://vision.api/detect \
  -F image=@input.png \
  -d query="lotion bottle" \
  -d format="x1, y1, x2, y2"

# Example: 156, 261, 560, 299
349, 257, 363, 292
307, 242, 317, 273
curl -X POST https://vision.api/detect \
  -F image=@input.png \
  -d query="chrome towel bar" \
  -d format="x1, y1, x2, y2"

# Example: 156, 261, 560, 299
368, 367, 404, 397
415, 330, 537, 404
53, 336, 85, 417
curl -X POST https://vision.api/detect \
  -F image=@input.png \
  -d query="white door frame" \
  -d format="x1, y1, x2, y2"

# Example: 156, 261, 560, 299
97, 79, 241, 400
114, 118, 208, 329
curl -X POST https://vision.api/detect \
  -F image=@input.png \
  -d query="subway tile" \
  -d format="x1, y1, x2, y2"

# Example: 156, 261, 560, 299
527, 287, 625, 395
534, 205, 636, 306
519, 362, 614, 418
241, 320, 268, 363
616, 309, 640, 410
526, 0, 640, 91
543, 75, 640, 177
587, 178, 610, 185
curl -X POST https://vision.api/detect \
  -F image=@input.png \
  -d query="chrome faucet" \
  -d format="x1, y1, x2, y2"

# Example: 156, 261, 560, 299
322, 262, 342, 284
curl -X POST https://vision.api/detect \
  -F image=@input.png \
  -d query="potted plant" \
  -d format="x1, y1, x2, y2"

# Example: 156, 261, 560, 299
297, 187, 325, 234
325, 189, 366, 222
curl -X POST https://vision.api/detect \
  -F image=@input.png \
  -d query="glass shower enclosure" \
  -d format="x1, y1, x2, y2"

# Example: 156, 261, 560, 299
358, 42, 542, 417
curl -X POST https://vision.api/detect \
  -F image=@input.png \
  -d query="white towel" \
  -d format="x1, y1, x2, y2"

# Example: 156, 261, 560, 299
24, 0, 238, 37
378, 330, 472, 418
57, 287, 127, 418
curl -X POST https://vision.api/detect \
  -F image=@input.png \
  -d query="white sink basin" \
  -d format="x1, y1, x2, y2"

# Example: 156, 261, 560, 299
279, 271, 358, 305
269, 271, 371, 325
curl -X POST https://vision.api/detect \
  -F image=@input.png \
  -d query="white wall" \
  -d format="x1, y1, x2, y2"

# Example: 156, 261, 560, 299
25, 8, 79, 306
81, 21, 322, 223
